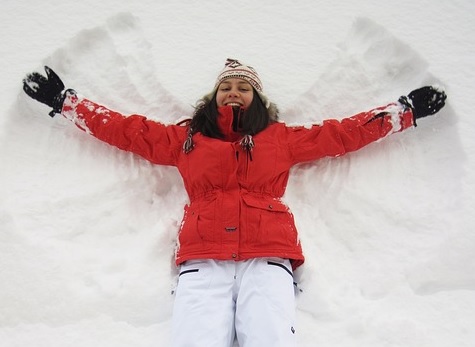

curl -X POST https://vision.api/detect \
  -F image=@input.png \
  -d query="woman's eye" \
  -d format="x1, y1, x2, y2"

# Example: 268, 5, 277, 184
218, 86, 250, 92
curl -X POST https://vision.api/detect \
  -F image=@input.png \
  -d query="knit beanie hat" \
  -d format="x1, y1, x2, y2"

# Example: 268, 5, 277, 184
209, 58, 270, 108
215, 58, 264, 93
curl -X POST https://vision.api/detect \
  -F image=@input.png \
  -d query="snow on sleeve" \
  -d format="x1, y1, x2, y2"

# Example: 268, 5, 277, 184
61, 91, 94, 134
366, 101, 415, 133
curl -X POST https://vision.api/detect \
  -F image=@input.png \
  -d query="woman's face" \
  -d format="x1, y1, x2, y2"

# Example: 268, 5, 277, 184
216, 78, 254, 109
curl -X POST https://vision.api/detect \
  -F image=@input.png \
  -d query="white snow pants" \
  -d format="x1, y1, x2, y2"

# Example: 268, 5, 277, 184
171, 257, 297, 347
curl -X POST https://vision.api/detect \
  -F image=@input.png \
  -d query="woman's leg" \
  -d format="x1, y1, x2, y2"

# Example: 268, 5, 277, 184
234, 258, 297, 347
171, 259, 236, 347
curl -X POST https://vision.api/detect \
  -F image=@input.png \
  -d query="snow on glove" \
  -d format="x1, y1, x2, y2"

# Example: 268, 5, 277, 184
23, 66, 72, 117
399, 86, 447, 126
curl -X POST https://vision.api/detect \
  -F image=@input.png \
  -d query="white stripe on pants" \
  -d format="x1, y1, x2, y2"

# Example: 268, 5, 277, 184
171, 257, 296, 347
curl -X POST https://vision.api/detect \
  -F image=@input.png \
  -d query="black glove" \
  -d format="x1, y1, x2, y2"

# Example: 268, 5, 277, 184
23, 66, 69, 117
399, 86, 447, 126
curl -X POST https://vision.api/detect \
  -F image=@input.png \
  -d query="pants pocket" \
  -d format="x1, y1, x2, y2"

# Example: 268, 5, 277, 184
179, 268, 199, 277
267, 260, 293, 278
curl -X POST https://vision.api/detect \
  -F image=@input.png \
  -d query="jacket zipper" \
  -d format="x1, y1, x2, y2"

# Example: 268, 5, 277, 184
236, 147, 251, 180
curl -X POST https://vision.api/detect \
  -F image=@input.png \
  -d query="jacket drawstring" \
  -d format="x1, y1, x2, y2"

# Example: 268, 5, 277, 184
183, 131, 255, 157
239, 134, 254, 161
183, 128, 195, 154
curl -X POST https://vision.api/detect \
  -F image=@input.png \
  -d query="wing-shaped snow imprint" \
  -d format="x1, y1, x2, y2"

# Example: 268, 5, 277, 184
287, 18, 464, 324
283, 17, 430, 125
1, 13, 185, 327
46, 12, 190, 122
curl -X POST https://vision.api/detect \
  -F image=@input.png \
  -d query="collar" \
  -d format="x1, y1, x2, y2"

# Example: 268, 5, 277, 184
217, 106, 244, 142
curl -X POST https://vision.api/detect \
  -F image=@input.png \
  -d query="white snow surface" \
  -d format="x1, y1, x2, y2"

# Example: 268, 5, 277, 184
1, 1, 475, 346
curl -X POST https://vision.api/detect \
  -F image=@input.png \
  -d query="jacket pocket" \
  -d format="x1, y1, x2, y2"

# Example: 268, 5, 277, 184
178, 194, 217, 250
242, 194, 289, 212
242, 195, 298, 248
178, 204, 201, 247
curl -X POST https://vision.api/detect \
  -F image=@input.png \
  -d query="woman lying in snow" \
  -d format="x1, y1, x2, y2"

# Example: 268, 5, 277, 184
23, 58, 446, 347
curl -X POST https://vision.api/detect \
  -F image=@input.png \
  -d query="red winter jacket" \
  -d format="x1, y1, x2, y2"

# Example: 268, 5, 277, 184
61, 93, 414, 269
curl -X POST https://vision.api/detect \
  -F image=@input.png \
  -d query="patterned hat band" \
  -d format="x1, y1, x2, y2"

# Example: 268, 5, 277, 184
215, 58, 264, 92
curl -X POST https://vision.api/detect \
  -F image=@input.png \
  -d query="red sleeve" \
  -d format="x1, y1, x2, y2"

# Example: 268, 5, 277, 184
61, 92, 187, 166
286, 102, 415, 164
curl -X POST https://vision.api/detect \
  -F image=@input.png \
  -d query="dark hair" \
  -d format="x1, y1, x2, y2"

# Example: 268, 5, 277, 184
188, 89, 278, 139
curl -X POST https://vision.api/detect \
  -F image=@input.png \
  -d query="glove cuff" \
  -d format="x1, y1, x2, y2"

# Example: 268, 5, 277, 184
49, 89, 76, 117
398, 95, 417, 127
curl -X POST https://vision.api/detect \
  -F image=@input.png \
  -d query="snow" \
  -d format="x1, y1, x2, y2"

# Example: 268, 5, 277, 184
1, 1, 474, 346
